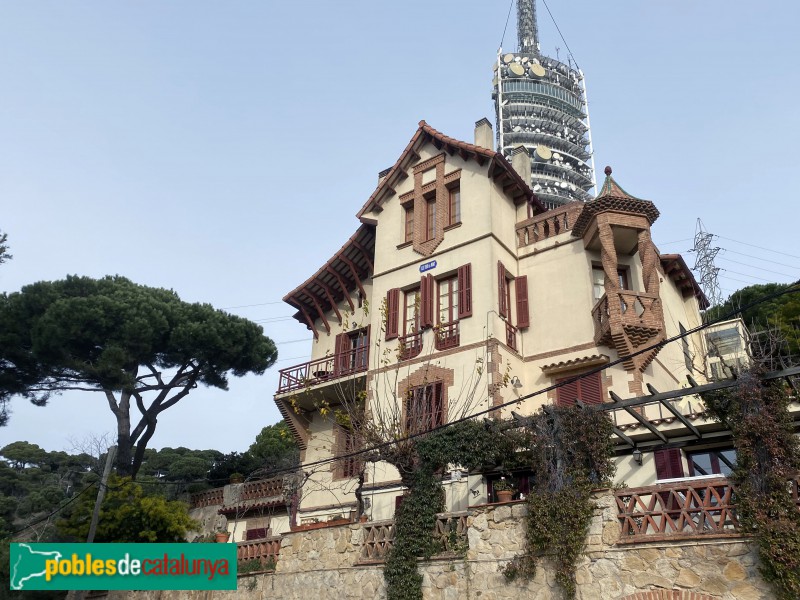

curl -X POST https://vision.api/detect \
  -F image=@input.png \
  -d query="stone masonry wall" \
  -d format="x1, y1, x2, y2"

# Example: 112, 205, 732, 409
107, 490, 773, 600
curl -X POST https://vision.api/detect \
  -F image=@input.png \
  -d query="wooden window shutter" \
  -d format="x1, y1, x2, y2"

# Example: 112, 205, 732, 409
333, 332, 347, 376
498, 261, 507, 318
386, 288, 399, 340
421, 274, 434, 328
458, 263, 472, 318
515, 275, 529, 328
555, 376, 579, 406
655, 448, 684, 480
579, 371, 603, 405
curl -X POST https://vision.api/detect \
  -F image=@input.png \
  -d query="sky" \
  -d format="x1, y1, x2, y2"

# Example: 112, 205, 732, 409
1, 1, 798, 455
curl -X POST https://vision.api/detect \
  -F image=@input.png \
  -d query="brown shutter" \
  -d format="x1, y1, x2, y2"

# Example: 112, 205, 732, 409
498, 261, 507, 318
333, 332, 347, 376
654, 448, 684, 480
578, 371, 603, 405
458, 263, 472, 318
515, 275, 529, 328
386, 288, 399, 340
421, 274, 434, 329
555, 376, 579, 406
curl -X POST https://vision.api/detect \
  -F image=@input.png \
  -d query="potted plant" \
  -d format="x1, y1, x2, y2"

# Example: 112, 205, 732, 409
215, 528, 231, 543
229, 473, 244, 484
493, 477, 515, 503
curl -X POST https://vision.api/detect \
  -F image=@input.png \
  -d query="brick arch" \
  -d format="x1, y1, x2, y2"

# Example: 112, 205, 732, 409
619, 591, 719, 600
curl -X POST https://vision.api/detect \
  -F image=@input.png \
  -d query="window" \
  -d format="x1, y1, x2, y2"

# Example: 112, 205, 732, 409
447, 187, 460, 226
437, 276, 459, 325
334, 426, 361, 479
654, 448, 684, 480
680, 323, 693, 371
406, 382, 444, 434
592, 266, 629, 301
555, 371, 603, 406
244, 518, 271, 541
335, 327, 369, 375
706, 328, 742, 356
404, 205, 414, 243
404, 288, 420, 334
687, 448, 736, 477
425, 195, 436, 241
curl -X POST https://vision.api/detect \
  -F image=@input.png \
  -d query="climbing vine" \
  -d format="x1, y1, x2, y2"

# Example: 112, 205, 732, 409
383, 420, 518, 600
502, 405, 615, 599
703, 368, 800, 600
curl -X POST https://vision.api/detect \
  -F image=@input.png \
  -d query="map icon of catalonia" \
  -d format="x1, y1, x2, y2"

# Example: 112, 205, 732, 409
10, 544, 62, 590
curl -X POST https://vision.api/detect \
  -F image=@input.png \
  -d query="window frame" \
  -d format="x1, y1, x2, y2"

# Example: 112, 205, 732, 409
437, 275, 459, 326
425, 193, 436, 241
404, 203, 414, 244
405, 381, 445, 434
447, 185, 461, 226
403, 287, 421, 334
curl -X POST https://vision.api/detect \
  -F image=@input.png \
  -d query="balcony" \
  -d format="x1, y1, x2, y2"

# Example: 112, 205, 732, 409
505, 320, 518, 352
616, 476, 800, 544
435, 322, 459, 351
189, 487, 224, 509
592, 290, 662, 348
237, 536, 281, 570
277, 346, 369, 394
399, 331, 423, 361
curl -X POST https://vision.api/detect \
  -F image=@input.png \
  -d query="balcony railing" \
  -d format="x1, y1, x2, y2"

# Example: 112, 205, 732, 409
277, 346, 369, 394
435, 322, 459, 351
359, 512, 468, 563
616, 478, 739, 543
505, 320, 518, 351
399, 331, 423, 361
239, 477, 284, 502
189, 487, 224, 509
592, 290, 662, 345
237, 536, 281, 568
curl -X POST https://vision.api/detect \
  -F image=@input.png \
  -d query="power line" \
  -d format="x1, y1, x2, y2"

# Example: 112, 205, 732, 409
721, 248, 800, 272
252, 281, 800, 480
9, 482, 98, 538
717, 256, 797, 280
716, 235, 800, 261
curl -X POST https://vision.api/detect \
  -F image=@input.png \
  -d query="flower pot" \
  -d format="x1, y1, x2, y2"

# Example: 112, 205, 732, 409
496, 490, 514, 503
215, 531, 230, 543
359, 514, 369, 523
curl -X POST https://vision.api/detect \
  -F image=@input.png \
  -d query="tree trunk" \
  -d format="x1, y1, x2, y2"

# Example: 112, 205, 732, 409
114, 393, 133, 477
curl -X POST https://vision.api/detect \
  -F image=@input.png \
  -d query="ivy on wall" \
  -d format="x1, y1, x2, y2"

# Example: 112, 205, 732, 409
703, 369, 800, 600
503, 405, 615, 599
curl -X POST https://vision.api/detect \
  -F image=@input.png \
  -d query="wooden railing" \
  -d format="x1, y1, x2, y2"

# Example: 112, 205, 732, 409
616, 478, 739, 543
505, 320, 518, 352
277, 346, 369, 394
237, 536, 281, 568
239, 477, 284, 501
189, 487, 224, 509
399, 331, 423, 360
359, 512, 468, 562
435, 322, 459, 351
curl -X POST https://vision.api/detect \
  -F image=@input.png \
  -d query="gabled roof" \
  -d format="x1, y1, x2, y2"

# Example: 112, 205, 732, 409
357, 120, 545, 220
660, 253, 710, 310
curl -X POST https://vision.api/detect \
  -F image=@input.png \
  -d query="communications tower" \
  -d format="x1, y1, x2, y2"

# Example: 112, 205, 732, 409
493, 0, 596, 209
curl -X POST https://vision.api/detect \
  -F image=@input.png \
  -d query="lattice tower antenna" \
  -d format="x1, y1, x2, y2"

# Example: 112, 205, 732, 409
517, 0, 539, 55
691, 219, 723, 309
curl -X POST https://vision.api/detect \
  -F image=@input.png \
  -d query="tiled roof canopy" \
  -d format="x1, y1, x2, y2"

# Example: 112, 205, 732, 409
283, 225, 375, 333
660, 253, 710, 309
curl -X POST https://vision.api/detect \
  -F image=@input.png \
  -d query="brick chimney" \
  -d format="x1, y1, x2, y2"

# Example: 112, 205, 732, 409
474, 118, 493, 150
511, 145, 531, 187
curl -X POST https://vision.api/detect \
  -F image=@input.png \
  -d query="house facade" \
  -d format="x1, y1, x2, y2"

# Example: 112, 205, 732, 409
274, 119, 720, 527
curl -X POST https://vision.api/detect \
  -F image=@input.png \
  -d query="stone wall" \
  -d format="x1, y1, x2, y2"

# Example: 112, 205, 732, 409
106, 490, 774, 600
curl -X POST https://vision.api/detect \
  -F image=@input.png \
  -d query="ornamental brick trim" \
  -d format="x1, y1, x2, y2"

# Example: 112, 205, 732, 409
397, 364, 455, 427
618, 592, 719, 600
572, 196, 660, 238
412, 152, 446, 174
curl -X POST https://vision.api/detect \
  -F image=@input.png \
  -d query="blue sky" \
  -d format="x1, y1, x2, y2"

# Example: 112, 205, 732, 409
1, 1, 798, 454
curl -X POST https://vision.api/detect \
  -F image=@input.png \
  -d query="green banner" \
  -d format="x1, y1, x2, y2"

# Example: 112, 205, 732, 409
9, 543, 238, 590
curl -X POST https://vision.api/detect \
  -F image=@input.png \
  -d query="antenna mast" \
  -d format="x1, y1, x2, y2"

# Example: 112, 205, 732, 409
517, 0, 539, 55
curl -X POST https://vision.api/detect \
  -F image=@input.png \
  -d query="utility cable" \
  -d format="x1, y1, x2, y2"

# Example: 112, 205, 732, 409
7, 482, 98, 538
241, 281, 800, 480
716, 235, 800, 261
541, 0, 579, 70
500, 0, 515, 50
